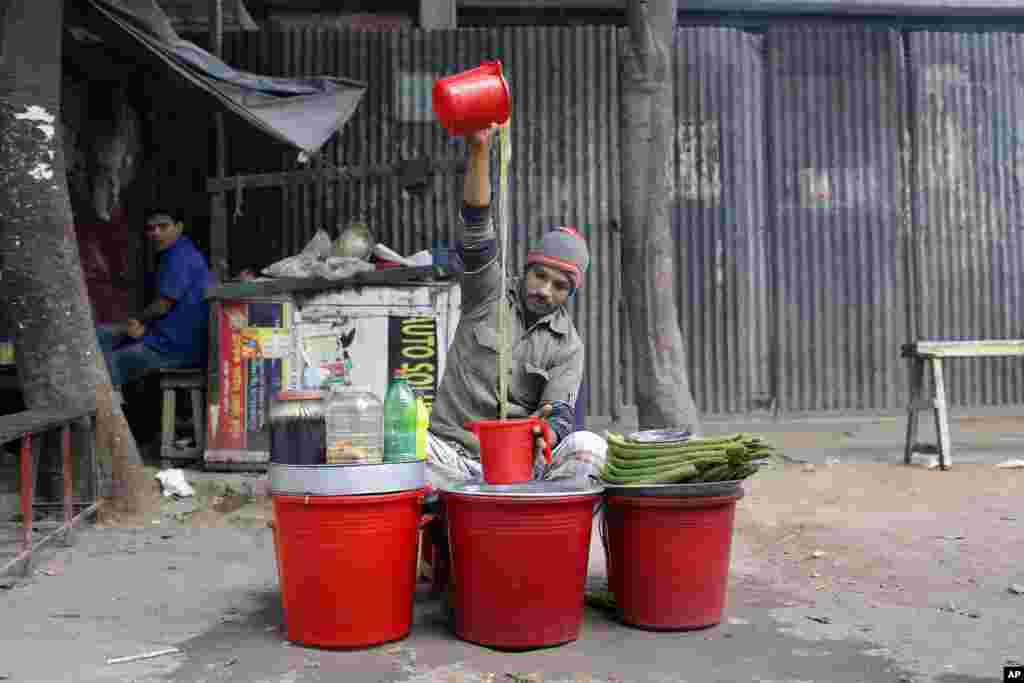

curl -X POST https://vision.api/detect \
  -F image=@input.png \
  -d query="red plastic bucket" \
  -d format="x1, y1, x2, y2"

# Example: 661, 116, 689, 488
433, 61, 512, 137
268, 520, 284, 617
443, 489, 599, 649
604, 491, 743, 630
467, 418, 552, 485
272, 490, 423, 648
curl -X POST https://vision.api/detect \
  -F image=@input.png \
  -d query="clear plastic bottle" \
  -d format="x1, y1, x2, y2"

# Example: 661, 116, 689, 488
325, 385, 383, 465
383, 370, 418, 463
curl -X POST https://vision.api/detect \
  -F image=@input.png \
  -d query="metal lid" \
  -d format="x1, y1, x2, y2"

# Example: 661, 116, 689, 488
277, 390, 325, 401
442, 480, 604, 498
270, 460, 425, 496
601, 479, 745, 498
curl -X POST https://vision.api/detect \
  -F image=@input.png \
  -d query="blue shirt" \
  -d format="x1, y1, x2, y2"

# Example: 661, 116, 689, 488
143, 236, 212, 366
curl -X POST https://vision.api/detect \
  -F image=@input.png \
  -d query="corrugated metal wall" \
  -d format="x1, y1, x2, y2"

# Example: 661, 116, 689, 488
672, 28, 769, 415
765, 25, 909, 412
223, 27, 625, 419
216, 23, 1024, 420
907, 32, 1024, 406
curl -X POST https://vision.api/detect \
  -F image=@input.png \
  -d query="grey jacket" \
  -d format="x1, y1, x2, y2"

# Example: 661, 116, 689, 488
428, 207, 584, 459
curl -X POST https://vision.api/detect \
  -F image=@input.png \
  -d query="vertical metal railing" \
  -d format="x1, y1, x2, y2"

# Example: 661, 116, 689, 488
1, 409, 99, 577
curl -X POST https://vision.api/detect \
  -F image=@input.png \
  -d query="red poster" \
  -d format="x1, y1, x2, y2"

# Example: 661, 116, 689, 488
210, 303, 248, 451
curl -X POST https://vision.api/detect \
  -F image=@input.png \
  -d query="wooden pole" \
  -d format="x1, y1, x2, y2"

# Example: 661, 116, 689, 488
209, 0, 228, 281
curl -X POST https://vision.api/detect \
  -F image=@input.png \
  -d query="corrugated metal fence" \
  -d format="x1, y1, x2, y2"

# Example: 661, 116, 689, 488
220, 24, 1024, 419
908, 31, 1024, 407
672, 28, 770, 415
765, 25, 910, 412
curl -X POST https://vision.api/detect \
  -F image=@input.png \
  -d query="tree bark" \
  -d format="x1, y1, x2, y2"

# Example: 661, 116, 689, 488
0, 0, 155, 516
620, 0, 701, 433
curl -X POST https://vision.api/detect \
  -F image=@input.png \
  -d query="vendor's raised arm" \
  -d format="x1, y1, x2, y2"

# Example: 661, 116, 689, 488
457, 124, 502, 313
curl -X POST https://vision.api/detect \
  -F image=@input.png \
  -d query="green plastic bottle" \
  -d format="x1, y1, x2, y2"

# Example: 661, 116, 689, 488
383, 369, 417, 463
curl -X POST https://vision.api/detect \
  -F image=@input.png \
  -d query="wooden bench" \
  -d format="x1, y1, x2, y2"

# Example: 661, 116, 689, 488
0, 406, 98, 577
157, 369, 206, 467
902, 340, 1024, 470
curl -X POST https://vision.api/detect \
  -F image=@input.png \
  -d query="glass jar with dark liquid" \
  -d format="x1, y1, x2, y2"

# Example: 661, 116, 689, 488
268, 391, 326, 465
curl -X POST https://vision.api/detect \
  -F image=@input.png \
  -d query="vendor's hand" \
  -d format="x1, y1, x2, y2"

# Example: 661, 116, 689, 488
124, 319, 145, 339
532, 403, 556, 464
466, 123, 499, 151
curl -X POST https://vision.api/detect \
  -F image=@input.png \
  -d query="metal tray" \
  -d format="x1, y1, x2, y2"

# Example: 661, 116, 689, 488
625, 429, 693, 444
270, 461, 425, 496
442, 480, 604, 498
598, 479, 746, 498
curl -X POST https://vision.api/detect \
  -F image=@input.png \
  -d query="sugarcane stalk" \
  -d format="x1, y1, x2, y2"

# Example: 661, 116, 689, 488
607, 450, 732, 469
600, 461, 699, 485
604, 455, 728, 479
606, 432, 747, 451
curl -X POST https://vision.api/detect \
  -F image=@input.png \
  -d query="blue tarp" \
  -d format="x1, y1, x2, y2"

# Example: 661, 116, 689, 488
84, 0, 365, 154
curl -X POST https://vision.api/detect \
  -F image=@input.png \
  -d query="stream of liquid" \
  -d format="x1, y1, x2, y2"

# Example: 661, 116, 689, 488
497, 121, 512, 421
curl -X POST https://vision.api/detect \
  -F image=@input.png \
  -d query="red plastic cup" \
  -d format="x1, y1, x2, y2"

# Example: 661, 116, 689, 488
467, 417, 553, 485
433, 61, 512, 137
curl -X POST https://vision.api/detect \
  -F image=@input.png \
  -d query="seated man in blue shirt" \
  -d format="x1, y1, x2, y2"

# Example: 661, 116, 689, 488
96, 209, 212, 387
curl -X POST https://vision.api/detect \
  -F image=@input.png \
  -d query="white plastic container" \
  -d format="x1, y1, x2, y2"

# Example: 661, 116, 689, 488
325, 385, 384, 464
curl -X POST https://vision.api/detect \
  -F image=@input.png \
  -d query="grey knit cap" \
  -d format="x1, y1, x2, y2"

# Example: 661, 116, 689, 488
526, 226, 590, 290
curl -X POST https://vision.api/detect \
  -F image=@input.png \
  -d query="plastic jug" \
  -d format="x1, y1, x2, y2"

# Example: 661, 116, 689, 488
433, 61, 512, 137
467, 417, 553, 485
324, 385, 383, 464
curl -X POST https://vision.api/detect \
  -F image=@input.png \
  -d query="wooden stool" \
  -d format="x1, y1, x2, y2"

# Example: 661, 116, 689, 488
158, 369, 206, 467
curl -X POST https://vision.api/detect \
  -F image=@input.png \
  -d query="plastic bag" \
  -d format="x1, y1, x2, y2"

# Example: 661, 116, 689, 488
312, 256, 375, 281
300, 229, 333, 260
155, 469, 195, 498
261, 253, 318, 278
262, 230, 369, 279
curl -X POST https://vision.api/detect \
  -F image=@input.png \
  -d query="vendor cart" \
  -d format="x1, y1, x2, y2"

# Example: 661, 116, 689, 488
204, 273, 460, 470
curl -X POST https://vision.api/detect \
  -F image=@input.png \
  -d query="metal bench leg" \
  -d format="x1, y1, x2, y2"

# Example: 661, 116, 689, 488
191, 388, 205, 454
161, 387, 176, 462
930, 358, 952, 470
904, 357, 924, 465
20, 434, 33, 577
87, 416, 101, 500
61, 425, 74, 547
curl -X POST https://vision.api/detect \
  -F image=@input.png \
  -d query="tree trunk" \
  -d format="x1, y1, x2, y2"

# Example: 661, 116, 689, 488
0, 0, 155, 517
620, 0, 701, 433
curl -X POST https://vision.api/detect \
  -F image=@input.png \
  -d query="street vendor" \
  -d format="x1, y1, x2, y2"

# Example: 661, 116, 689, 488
425, 124, 608, 493
96, 209, 212, 387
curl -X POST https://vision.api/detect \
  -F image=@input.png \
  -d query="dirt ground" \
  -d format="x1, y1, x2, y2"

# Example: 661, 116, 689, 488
730, 461, 1024, 609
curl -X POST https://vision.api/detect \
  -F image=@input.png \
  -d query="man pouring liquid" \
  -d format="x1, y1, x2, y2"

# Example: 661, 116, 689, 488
425, 124, 609, 495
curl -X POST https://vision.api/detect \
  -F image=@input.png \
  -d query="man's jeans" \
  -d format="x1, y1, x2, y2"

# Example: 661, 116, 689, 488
96, 324, 195, 387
